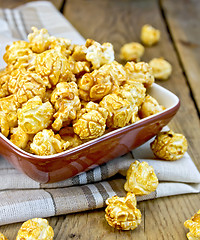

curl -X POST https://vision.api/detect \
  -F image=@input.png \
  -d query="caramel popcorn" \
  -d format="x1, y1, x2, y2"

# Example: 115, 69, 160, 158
184, 210, 200, 240
59, 126, 82, 149
149, 58, 172, 80
85, 39, 115, 69
139, 95, 165, 119
0, 95, 18, 136
141, 24, 160, 46
3, 40, 33, 68
73, 102, 108, 139
10, 126, 30, 149
120, 42, 145, 62
10, 69, 46, 106
16, 218, 54, 240
51, 82, 81, 131
150, 130, 188, 161
124, 161, 158, 195
105, 192, 141, 230
78, 61, 125, 101
18, 96, 54, 134
118, 81, 146, 107
100, 93, 133, 128
30, 129, 70, 155
0, 233, 8, 240
28, 27, 51, 53
0, 69, 9, 98
125, 62, 154, 88
35, 48, 76, 87
0, 27, 166, 155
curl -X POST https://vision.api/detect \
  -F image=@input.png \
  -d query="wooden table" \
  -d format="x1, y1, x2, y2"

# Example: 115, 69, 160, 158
0, 0, 200, 239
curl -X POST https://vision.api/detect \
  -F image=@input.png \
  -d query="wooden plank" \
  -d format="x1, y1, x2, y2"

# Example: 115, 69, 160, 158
0, 0, 64, 10
161, 0, 200, 113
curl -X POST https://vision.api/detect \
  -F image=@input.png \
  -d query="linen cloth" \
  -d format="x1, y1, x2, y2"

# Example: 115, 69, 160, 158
0, 1, 199, 226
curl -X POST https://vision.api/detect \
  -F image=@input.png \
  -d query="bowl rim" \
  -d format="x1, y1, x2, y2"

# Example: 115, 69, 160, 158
0, 83, 180, 160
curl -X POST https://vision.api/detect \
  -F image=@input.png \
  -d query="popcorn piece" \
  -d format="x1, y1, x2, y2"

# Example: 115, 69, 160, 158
3, 40, 33, 68
0, 233, 8, 240
141, 24, 160, 46
9, 69, 46, 106
73, 102, 108, 139
18, 96, 54, 134
30, 129, 70, 156
139, 95, 165, 118
59, 126, 82, 149
78, 61, 126, 102
35, 48, 76, 87
71, 44, 87, 61
124, 160, 158, 195
0, 69, 10, 98
120, 42, 145, 62
16, 218, 54, 240
184, 210, 200, 240
28, 27, 51, 53
0, 95, 18, 136
105, 192, 141, 230
149, 58, 172, 80
85, 39, 115, 69
100, 93, 133, 128
118, 81, 146, 107
51, 82, 81, 131
150, 130, 188, 161
125, 62, 154, 88
10, 126, 30, 149
0, 111, 9, 137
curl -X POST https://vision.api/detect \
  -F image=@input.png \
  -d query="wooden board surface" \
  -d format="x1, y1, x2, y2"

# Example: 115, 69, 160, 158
161, 0, 200, 113
0, 0, 200, 239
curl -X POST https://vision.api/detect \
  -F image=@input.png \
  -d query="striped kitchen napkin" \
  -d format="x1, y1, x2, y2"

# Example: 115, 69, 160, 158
0, 1, 199, 226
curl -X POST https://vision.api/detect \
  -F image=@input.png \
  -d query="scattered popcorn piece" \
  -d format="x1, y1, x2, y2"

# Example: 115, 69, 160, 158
51, 82, 81, 131
124, 160, 158, 195
125, 62, 154, 88
150, 130, 188, 161
18, 96, 54, 134
30, 129, 70, 156
120, 42, 145, 62
0, 233, 8, 240
10, 126, 30, 149
16, 218, 54, 240
73, 102, 108, 139
141, 24, 160, 46
149, 58, 172, 80
184, 210, 200, 240
100, 93, 133, 128
139, 95, 165, 118
85, 39, 115, 69
105, 192, 141, 230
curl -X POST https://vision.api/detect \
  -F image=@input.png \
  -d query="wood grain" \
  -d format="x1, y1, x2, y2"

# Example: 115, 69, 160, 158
0, 0, 199, 239
161, 0, 200, 113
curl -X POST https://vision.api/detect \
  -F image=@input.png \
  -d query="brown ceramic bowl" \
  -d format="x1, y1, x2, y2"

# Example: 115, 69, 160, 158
0, 83, 180, 183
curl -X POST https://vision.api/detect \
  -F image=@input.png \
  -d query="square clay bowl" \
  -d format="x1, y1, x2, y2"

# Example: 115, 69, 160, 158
0, 83, 180, 183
